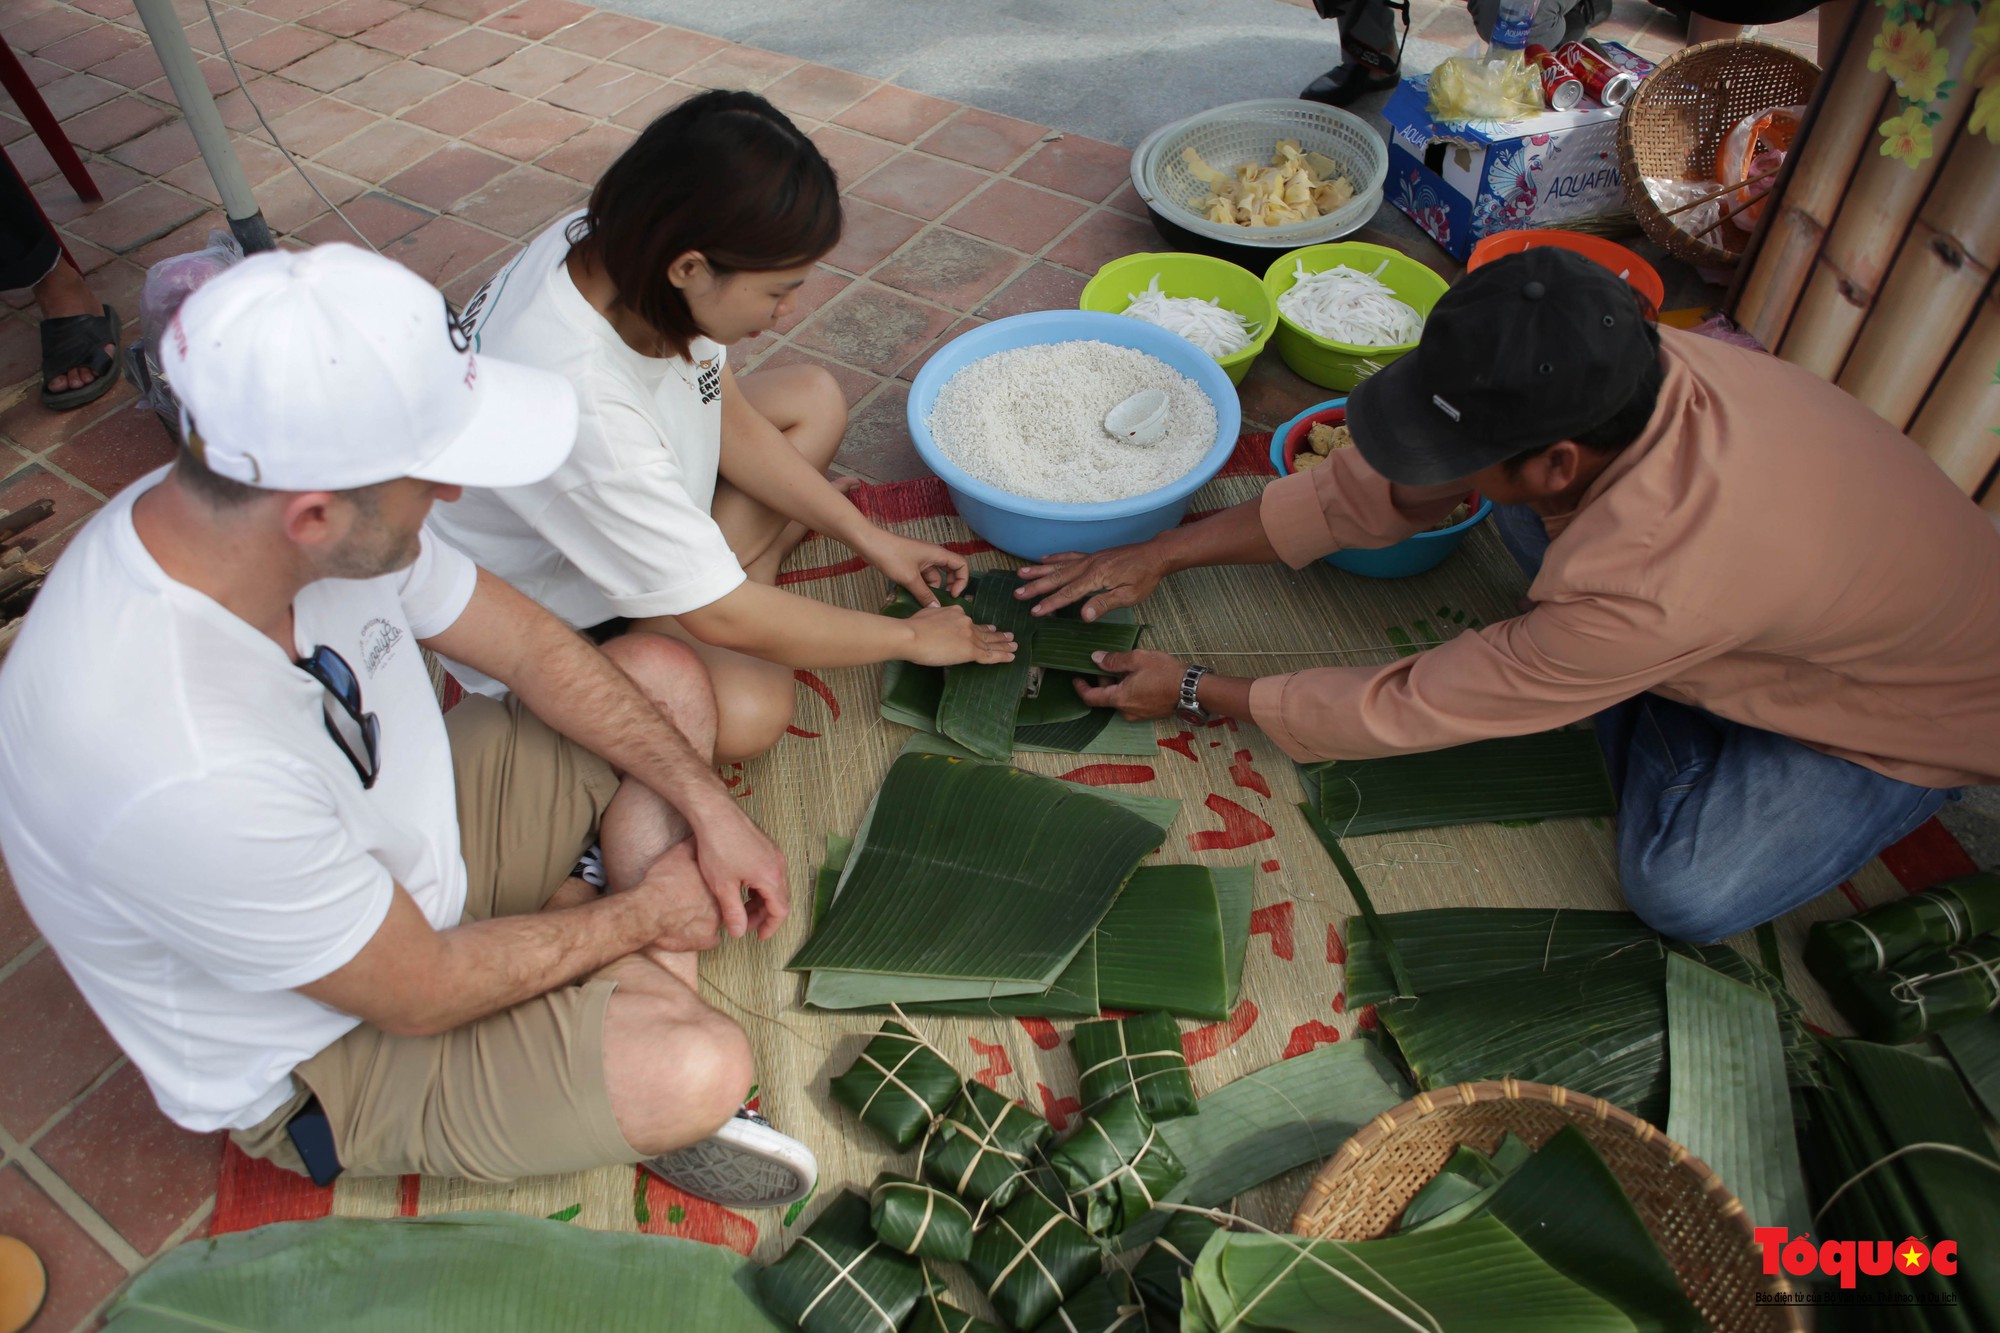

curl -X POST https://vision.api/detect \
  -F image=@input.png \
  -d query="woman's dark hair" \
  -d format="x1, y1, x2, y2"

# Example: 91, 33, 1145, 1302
569, 90, 841, 359
1502, 320, 1665, 475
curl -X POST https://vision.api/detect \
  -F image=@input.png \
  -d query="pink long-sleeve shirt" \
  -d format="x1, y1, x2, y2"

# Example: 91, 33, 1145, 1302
1246, 326, 2000, 790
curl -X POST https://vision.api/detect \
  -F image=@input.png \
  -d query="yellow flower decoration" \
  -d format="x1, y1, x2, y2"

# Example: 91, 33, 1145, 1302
1878, 105, 1935, 167
1894, 29, 1950, 105
1970, 77, 2000, 147
1869, 17, 1924, 83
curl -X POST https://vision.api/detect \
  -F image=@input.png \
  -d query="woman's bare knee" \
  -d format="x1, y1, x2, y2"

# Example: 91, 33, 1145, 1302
604, 988, 752, 1155
714, 665, 796, 764
599, 631, 718, 759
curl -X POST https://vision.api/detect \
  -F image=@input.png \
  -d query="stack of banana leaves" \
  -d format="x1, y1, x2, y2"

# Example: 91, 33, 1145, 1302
1344, 907, 1821, 1128
794, 737, 1252, 1019
1296, 728, 1617, 837
1804, 872, 2000, 1043
879, 572, 1153, 759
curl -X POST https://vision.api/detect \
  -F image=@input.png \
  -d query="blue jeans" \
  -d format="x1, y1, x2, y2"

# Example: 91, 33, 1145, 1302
1493, 504, 1955, 942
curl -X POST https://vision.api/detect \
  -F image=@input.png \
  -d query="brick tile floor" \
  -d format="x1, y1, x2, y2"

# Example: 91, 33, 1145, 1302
0, 0, 1816, 1326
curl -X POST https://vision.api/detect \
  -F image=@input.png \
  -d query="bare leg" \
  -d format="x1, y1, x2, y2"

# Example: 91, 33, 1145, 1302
597, 951, 753, 1155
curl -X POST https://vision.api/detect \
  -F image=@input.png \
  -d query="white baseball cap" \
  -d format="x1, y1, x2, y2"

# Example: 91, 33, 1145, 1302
160, 243, 577, 491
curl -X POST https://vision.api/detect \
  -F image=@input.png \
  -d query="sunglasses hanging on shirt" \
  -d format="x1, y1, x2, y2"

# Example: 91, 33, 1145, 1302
296, 645, 381, 789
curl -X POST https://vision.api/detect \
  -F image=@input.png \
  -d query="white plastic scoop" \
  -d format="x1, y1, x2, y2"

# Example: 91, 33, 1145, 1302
1104, 389, 1169, 445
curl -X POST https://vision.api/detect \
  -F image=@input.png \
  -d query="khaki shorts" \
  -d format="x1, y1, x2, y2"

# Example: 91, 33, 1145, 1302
231, 694, 634, 1184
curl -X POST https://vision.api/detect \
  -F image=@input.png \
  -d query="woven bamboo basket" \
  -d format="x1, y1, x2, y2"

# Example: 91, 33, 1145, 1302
1618, 40, 1821, 269
1290, 1079, 1802, 1332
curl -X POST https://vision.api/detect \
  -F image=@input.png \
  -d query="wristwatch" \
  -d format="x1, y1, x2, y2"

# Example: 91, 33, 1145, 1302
1175, 664, 1212, 726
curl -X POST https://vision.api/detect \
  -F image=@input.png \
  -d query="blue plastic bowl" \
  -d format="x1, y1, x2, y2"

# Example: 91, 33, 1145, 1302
1270, 400, 1492, 579
907, 311, 1243, 560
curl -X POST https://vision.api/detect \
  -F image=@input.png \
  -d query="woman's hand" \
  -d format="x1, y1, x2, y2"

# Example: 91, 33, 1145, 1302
906, 606, 1016, 667
859, 530, 971, 607
1015, 542, 1168, 620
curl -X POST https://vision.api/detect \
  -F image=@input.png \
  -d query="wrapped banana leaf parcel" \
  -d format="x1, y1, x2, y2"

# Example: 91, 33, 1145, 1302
966, 1182, 1103, 1330
1071, 1013, 1197, 1120
757, 1192, 926, 1332
1132, 1211, 1223, 1313
921, 1080, 1053, 1212
867, 1173, 975, 1262
1344, 908, 1818, 1126
1805, 871, 2000, 977
828, 1022, 964, 1150
1030, 1270, 1145, 1333
790, 751, 1169, 1002
1298, 728, 1615, 836
906, 1293, 1003, 1333
1047, 1093, 1187, 1236
1822, 935, 2000, 1043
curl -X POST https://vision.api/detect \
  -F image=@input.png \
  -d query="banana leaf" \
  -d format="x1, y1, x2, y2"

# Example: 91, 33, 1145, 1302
1014, 709, 1158, 756
1298, 728, 1615, 836
1072, 1013, 1197, 1121
1132, 1212, 1220, 1313
937, 573, 1043, 759
1821, 936, 2000, 1044
1480, 1127, 1703, 1333
1015, 669, 1095, 728
1094, 865, 1254, 1021
1394, 1144, 1501, 1233
758, 1193, 925, 1332
1937, 1011, 2000, 1121
1398, 1134, 1535, 1234
789, 752, 1164, 986
100, 1213, 780, 1332
907, 1293, 1003, 1333
1048, 1094, 1187, 1235
1664, 954, 1809, 1235
1030, 1270, 1145, 1333
1118, 1041, 1410, 1249
922, 1080, 1054, 1212
1028, 618, 1145, 674
1181, 1220, 1634, 1332
828, 1022, 965, 1150
898, 733, 1183, 829
1805, 871, 2000, 977
868, 1173, 975, 1262
899, 937, 1102, 1019
966, 1183, 1101, 1330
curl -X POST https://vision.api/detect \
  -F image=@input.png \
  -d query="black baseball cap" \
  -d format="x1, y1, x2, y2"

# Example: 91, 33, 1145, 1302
1346, 247, 1658, 487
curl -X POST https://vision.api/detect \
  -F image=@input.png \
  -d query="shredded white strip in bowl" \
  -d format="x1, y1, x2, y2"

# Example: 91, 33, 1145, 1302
1120, 276, 1258, 359
1277, 260, 1424, 347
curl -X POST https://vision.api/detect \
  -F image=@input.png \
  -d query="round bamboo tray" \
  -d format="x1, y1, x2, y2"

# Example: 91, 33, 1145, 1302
1290, 1079, 1802, 1332
1617, 39, 1821, 269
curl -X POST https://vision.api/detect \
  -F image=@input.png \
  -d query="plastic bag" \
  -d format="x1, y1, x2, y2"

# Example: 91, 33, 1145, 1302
1426, 45, 1543, 123
1715, 105, 1804, 233
127, 230, 244, 420
1643, 178, 1726, 248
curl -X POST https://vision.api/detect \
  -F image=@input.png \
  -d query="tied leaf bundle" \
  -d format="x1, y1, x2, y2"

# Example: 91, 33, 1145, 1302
967, 1185, 1101, 1330
1805, 871, 2000, 976
1132, 1212, 1222, 1312
1830, 935, 2000, 1043
867, 1173, 974, 1262
1030, 1271, 1145, 1333
1048, 1094, 1188, 1235
829, 1023, 964, 1150
906, 1293, 1003, 1333
1072, 1013, 1197, 1120
923, 1080, 1053, 1212
756, 1193, 925, 1333
1298, 728, 1615, 836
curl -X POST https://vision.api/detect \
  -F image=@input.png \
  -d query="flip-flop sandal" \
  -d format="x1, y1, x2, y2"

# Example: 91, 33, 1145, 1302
0, 1235, 47, 1333
40, 303, 121, 412
642, 1106, 818, 1208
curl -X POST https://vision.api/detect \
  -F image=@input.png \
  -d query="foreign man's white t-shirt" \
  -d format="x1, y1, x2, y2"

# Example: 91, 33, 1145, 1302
0, 470, 478, 1132
426, 211, 745, 697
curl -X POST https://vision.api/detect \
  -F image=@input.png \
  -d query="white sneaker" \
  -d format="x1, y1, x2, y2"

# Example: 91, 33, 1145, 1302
642, 1108, 818, 1209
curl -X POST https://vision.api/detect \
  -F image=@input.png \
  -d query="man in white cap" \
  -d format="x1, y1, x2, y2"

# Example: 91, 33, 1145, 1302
0, 244, 816, 1206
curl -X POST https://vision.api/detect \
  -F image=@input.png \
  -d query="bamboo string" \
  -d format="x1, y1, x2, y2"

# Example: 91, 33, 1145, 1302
1809, 1143, 2000, 1227
1156, 1203, 1438, 1333
796, 1236, 899, 1329
1886, 949, 2000, 1007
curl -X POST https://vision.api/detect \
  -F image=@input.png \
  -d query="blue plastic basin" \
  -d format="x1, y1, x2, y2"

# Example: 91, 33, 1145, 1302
907, 311, 1243, 560
1270, 400, 1492, 579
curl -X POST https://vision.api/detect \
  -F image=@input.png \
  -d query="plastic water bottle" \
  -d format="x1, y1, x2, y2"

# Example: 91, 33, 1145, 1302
1488, 0, 1536, 54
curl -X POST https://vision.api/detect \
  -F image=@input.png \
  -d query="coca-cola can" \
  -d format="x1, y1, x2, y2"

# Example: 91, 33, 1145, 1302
1525, 44, 1583, 111
1557, 39, 1639, 107
1580, 37, 1657, 79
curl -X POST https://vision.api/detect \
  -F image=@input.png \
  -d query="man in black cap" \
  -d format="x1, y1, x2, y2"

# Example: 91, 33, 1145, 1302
1013, 248, 2000, 940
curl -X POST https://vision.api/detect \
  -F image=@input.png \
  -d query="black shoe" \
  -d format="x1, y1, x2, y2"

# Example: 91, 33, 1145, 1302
1299, 61, 1400, 108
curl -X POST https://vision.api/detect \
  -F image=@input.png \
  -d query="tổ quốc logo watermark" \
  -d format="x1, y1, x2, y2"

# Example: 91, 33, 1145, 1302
1756, 1227, 1960, 1288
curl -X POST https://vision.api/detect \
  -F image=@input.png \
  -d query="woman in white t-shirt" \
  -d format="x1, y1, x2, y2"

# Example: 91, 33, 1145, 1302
430, 91, 1013, 761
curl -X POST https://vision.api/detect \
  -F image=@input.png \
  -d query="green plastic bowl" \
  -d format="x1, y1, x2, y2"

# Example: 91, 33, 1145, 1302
1078, 252, 1277, 386
1262, 242, 1452, 391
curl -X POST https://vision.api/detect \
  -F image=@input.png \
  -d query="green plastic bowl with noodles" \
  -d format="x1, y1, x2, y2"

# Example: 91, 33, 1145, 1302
1262, 241, 1451, 392
1079, 252, 1277, 386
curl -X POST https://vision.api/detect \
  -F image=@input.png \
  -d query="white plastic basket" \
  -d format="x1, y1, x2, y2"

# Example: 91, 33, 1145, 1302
1132, 99, 1389, 248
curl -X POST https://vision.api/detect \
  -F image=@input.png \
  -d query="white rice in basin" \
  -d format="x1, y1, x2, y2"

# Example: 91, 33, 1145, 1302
925, 340, 1219, 504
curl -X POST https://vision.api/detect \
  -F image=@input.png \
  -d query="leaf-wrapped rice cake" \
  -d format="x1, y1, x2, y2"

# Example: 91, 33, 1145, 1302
966, 1184, 1101, 1330
922, 1080, 1052, 1212
1828, 936, 2000, 1043
906, 1293, 1004, 1333
1132, 1212, 1221, 1313
868, 1173, 974, 1262
829, 1022, 964, 1150
1806, 871, 2000, 978
1047, 1094, 1187, 1235
1030, 1270, 1145, 1332
1072, 1013, 1196, 1121
756, 1192, 925, 1332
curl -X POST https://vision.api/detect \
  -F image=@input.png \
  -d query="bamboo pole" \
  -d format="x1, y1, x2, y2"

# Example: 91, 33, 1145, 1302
1777, 6, 1980, 379
1838, 131, 2000, 427
1733, 3, 1891, 348
1907, 284, 2000, 495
